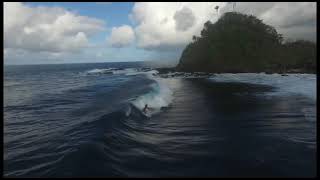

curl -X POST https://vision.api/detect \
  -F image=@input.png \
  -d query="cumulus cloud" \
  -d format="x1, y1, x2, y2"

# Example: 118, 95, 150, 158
260, 2, 316, 41
109, 25, 135, 48
4, 2, 105, 54
130, 2, 227, 50
260, 2, 316, 28
220, 2, 317, 41
174, 7, 196, 31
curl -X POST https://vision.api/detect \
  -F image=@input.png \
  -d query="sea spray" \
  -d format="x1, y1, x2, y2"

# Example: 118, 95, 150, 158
131, 74, 173, 116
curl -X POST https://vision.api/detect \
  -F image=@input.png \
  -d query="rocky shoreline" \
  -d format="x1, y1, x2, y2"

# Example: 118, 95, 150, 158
155, 67, 316, 77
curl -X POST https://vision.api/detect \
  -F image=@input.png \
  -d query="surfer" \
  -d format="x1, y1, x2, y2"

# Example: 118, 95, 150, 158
143, 104, 149, 113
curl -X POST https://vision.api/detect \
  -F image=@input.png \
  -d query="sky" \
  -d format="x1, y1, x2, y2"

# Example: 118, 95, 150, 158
3, 2, 317, 65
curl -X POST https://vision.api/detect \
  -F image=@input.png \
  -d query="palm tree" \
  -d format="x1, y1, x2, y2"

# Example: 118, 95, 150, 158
214, 6, 219, 15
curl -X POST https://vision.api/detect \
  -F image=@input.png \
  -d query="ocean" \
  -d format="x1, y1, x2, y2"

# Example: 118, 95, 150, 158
3, 62, 317, 177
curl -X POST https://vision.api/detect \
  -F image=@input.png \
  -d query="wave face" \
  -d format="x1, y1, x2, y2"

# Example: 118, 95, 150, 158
4, 63, 316, 177
84, 67, 170, 115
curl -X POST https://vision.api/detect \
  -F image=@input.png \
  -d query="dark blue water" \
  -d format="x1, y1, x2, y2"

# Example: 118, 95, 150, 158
4, 62, 317, 177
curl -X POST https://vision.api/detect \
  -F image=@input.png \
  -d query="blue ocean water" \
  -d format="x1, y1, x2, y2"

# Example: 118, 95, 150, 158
3, 62, 316, 177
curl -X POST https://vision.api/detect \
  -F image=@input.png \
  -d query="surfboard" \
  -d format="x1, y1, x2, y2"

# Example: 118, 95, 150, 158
142, 107, 156, 118
142, 111, 151, 118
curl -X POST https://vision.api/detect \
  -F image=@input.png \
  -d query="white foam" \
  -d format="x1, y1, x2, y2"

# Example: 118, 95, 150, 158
157, 72, 215, 79
112, 68, 137, 75
209, 73, 316, 101
85, 68, 117, 75
131, 75, 173, 116
85, 68, 159, 76
125, 70, 159, 76
125, 105, 132, 117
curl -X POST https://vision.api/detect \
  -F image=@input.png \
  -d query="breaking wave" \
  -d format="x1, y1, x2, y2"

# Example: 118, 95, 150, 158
84, 67, 171, 117
130, 75, 173, 116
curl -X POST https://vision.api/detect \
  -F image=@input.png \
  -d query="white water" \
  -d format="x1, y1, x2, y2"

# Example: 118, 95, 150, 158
85, 68, 159, 76
209, 73, 316, 101
112, 68, 137, 75
131, 74, 173, 116
86, 68, 118, 74
125, 70, 159, 76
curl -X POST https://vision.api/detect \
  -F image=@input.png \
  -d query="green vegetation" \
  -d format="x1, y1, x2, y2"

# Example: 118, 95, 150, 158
176, 12, 316, 73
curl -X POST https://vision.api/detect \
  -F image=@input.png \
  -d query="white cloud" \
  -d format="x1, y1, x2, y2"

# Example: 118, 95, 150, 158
259, 2, 316, 41
220, 2, 316, 41
174, 7, 196, 32
220, 2, 276, 17
109, 25, 135, 48
4, 2, 105, 54
130, 2, 227, 50
260, 2, 316, 28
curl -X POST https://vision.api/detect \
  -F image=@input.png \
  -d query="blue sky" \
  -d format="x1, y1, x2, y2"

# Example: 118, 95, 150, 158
26, 2, 134, 44
4, 2, 317, 65
26, 2, 134, 27
24, 2, 149, 63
